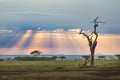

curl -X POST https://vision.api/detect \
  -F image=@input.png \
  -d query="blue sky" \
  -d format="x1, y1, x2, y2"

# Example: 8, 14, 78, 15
0, 0, 120, 34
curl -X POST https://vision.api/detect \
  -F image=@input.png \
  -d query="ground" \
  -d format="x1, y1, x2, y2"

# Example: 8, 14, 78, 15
0, 60, 120, 80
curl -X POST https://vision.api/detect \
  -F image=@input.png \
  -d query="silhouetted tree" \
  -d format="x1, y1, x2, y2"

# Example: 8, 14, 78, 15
30, 50, 42, 57
79, 17, 105, 66
59, 56, 66, 60
115, 54, 120, 59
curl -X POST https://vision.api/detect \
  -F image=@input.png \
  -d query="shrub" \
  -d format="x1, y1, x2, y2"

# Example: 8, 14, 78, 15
0, 59, 4, 61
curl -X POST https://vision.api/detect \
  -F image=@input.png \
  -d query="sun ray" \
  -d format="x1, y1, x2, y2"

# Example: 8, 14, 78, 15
12, 30, 32, 53
0, 31, 120, 55
27, 31, 49, 54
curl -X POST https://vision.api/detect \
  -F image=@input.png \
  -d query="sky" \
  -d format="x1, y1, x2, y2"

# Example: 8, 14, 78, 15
0, 30, 120, 55
0, 0, 120, 55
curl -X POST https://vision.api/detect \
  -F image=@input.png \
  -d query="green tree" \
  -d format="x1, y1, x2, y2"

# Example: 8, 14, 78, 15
30, 50, 42, 57
109, 56, 114, 60
52, 56, 58, 60
98, 56, 106, 60
115, 54, 120, 59
81, 55, 90, 60
59, 56, 66, 60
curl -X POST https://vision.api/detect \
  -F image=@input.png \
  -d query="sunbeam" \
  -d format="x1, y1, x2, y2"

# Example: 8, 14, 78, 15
0, 31, 120, 55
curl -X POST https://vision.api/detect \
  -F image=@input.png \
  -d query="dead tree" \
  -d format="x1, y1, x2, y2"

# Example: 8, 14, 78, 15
81, 55, 90, 67
79, 17, 104, 66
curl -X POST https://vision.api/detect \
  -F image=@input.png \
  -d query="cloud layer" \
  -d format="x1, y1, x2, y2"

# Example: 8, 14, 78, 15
0, 0, 120, 33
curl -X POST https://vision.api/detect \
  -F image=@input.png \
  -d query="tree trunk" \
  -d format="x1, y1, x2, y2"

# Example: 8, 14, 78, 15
90, 49, 95, 66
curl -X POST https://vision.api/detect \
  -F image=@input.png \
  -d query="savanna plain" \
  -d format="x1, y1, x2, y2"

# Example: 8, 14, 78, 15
0, 60, 120, 80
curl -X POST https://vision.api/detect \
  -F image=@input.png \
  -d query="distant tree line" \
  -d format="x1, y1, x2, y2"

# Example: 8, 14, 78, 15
13, 56, 66, 61
115, 54, 120, 60
14, 56, 57, 61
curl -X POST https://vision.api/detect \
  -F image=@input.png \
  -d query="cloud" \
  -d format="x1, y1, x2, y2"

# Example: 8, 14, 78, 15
0, 0, 120, 34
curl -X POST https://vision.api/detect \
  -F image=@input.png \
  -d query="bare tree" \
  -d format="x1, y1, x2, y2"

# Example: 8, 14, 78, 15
81, 55, 90, 67
79, 17, 105, 66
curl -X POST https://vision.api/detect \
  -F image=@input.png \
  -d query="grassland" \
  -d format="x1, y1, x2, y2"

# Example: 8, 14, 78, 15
0, 60, 120, 80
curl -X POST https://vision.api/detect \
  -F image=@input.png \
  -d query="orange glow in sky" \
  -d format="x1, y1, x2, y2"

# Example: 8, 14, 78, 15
0, 31, 120, 55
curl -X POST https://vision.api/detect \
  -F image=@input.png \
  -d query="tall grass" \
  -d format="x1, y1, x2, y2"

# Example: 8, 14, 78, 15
0, 60, 119, 72
0, 60, 120, 80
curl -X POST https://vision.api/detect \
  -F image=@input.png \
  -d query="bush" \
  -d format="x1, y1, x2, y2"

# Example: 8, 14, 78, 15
0, 59, 4, 61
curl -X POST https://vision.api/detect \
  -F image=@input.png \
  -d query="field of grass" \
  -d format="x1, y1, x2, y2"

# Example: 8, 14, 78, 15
0, 60, 120, 80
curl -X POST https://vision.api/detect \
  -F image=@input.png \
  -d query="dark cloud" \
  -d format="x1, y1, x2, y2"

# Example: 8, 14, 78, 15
0, 0, 120, 34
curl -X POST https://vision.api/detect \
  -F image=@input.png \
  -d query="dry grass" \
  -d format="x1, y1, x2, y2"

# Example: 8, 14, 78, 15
0, 71, 120, 80
0, 60, 120, 80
